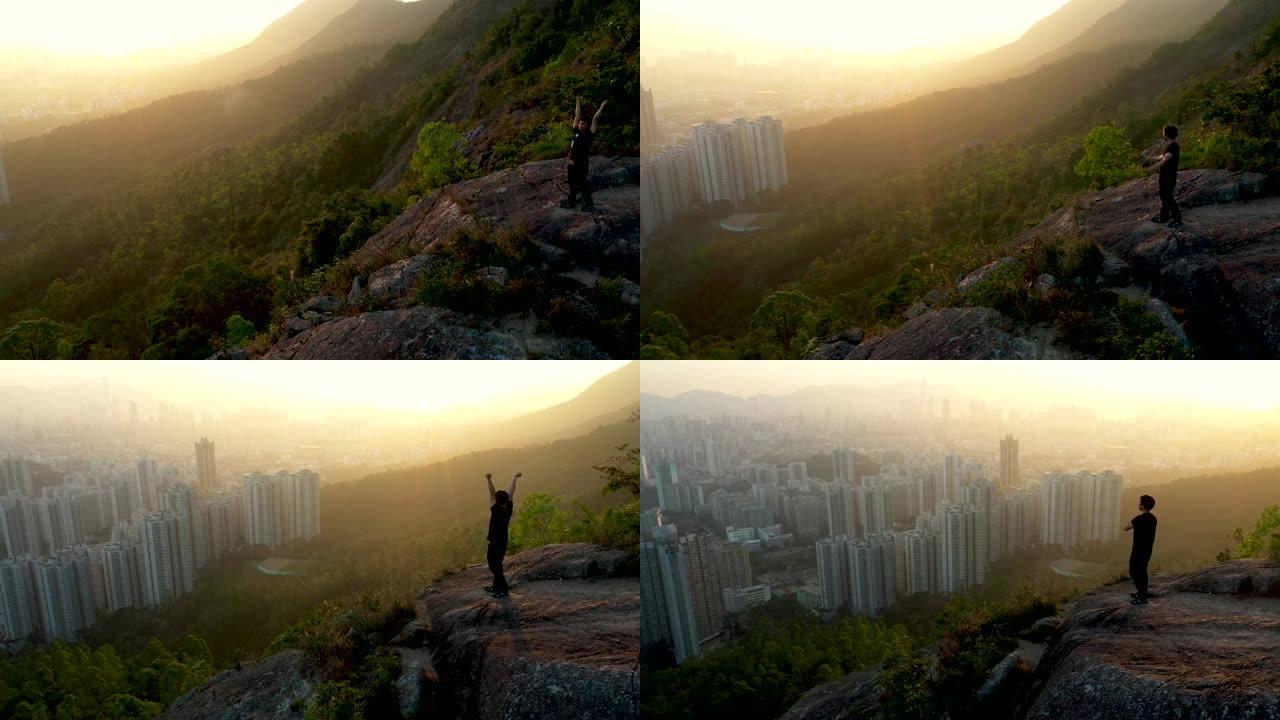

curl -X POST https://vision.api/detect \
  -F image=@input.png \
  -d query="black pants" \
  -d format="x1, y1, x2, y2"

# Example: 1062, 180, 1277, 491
566, 164, 593, 208
1158, 176, 1181, 223
487, 540, 508, 593
1130, 551, 1150, 599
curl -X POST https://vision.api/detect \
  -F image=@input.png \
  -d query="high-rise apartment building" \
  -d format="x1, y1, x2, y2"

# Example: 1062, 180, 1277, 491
999, 435, 1019, 488
0, 554, 36, 641
195, 438, 217, 495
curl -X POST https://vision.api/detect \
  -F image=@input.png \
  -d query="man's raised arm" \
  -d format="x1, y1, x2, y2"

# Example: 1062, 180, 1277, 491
592, 100, 607, 133
574, 97, 581, 129
486, 473, 496, 506
509, 472, 522, 502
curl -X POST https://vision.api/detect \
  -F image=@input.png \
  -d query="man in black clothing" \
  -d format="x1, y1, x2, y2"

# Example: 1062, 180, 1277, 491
562, 96, 606, 211
1124, 494, 1158, 605
1148, 125, 1182, 229
485, 472, 520, 598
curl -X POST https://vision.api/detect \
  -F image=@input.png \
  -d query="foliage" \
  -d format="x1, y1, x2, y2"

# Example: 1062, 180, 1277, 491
1220, 504, 1280, 562
295, 189, 398, 274
0, 636, 213, 719
224, 313, 257, 348
749, 290, 816, 358
0, 317, 65, 359
409, 122, 478, 193
509, 492, 575, 552
595, 441, 641, 497
1074, 124, 1142, 189
641, 597, 912, 720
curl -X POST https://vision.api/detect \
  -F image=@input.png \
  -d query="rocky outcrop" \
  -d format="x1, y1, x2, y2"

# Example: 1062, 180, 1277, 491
163, 543, 639, 720
817, 169, 1279, 359
843, 307, 1077, 360
774, 560, 1280, 720
778, 668, 883, 720
1023, 559, 1280, 719
1060, 169, 1280, 357
263, 156, 639, 359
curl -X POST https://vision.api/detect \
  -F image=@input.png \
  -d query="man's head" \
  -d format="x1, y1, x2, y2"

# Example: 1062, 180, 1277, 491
1139, 494, 1155, 512
577, 117, 590, 132
495, 490, 510, 505
1163, 125, 1178, 140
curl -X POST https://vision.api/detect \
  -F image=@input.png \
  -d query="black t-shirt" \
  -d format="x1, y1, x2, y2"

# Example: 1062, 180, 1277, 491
488, 501, 513, 544
570, 127, 594, 166
1131, 513, 1157, 556
1159, 141, 1180, 180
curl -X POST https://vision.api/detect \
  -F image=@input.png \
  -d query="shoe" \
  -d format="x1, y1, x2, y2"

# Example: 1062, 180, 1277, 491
491, 590, 509, 599
1167, 220, 1183, 229
559, 200, 576, 209
1130, 596, 1147, 605
1151, 216, 1167, 223
582, 204, 596, 211
483, 585, 494, 592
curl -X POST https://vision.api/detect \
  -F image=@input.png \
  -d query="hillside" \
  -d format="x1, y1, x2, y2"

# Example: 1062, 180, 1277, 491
162, 543, 639, 720
0, 0, 639, 359
786, 42, 1154, 191
321, 419, 637, 542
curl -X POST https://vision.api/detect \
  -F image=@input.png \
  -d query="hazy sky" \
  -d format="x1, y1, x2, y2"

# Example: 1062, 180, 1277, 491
1, 360, 630, 420
642, 0, 1074, 63
642, 361, 1280, 417
0, 0, 308, 56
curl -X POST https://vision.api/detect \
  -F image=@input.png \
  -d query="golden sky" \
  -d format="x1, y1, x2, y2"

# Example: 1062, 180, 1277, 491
642, 0, 1075, 63
0, 0, 309, 57
1, 360, 631, 420
641, 361, 1280, 417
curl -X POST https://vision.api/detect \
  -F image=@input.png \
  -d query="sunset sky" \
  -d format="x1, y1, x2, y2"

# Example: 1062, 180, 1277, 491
641, 361, 1280, 418
0, 0, 310, 56
642, 0, 1076, 62
1, 360, 631, 419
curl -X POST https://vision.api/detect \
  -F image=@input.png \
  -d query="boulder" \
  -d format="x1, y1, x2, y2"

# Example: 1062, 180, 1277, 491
848, 307, 1056, 360
164, 649, 314, 720
806, 328, 865, 360
1023, 560, 1280, 719
302, 295, 343, 314
262, 307, 530, 360
957, 257, 1017, 292
395, 647, 438, 719
777, 668, 883, 720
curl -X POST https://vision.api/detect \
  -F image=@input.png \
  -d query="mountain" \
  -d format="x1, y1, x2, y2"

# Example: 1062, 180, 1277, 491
162, 543, 639, 720
321, 419, 637, 542
940, 0, 1129, 87
1003, 0, 1230, 77
786, 42, 1155, 190
269, 0, 454, 69
172, 0, 361, 92
496, 361, 639, 445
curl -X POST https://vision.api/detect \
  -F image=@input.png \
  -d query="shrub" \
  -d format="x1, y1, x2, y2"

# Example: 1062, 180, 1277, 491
410, 122, 478, 193
1074, 124, 1143, 189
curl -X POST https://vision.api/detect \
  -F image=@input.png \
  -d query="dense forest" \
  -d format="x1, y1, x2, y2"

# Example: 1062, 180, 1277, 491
642, 0, 1280, 359
0, 0, 639, 359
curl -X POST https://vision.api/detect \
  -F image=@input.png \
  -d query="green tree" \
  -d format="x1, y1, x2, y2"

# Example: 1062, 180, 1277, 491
1074, 124, 1142, 189
641, 311, 690, 358
508, 492, 572, 551
0, 318, 66, 359
224, 314, 256, 348
1228, 504, 1280, 561
750, 290, 815, 356
410, 122, 477, 192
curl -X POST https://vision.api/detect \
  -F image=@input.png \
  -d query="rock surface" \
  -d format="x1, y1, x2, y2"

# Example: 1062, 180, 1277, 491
778, 668, 883, 720
1023, 559, 1280, 719
264, 156, 639, 359
162, 543, 638, 720
836, 169, 1278, 358
847, 307, 1074, 360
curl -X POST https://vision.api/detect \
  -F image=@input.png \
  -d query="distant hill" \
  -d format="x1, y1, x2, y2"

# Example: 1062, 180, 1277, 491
322, 418, 637, 541
492, 362, 639, 447
940, 0, 1129, 87
267, 0, 454, 71
1004, 0, 1230, 77
786, 42, 1155, 190
173, 0, 361, 92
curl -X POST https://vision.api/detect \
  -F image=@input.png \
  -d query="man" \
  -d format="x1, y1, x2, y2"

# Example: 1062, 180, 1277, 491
1148, 125, 1182, 229
1123, 494, 1158, 605
485, 471, 521, 598
562, 96, 606, 211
